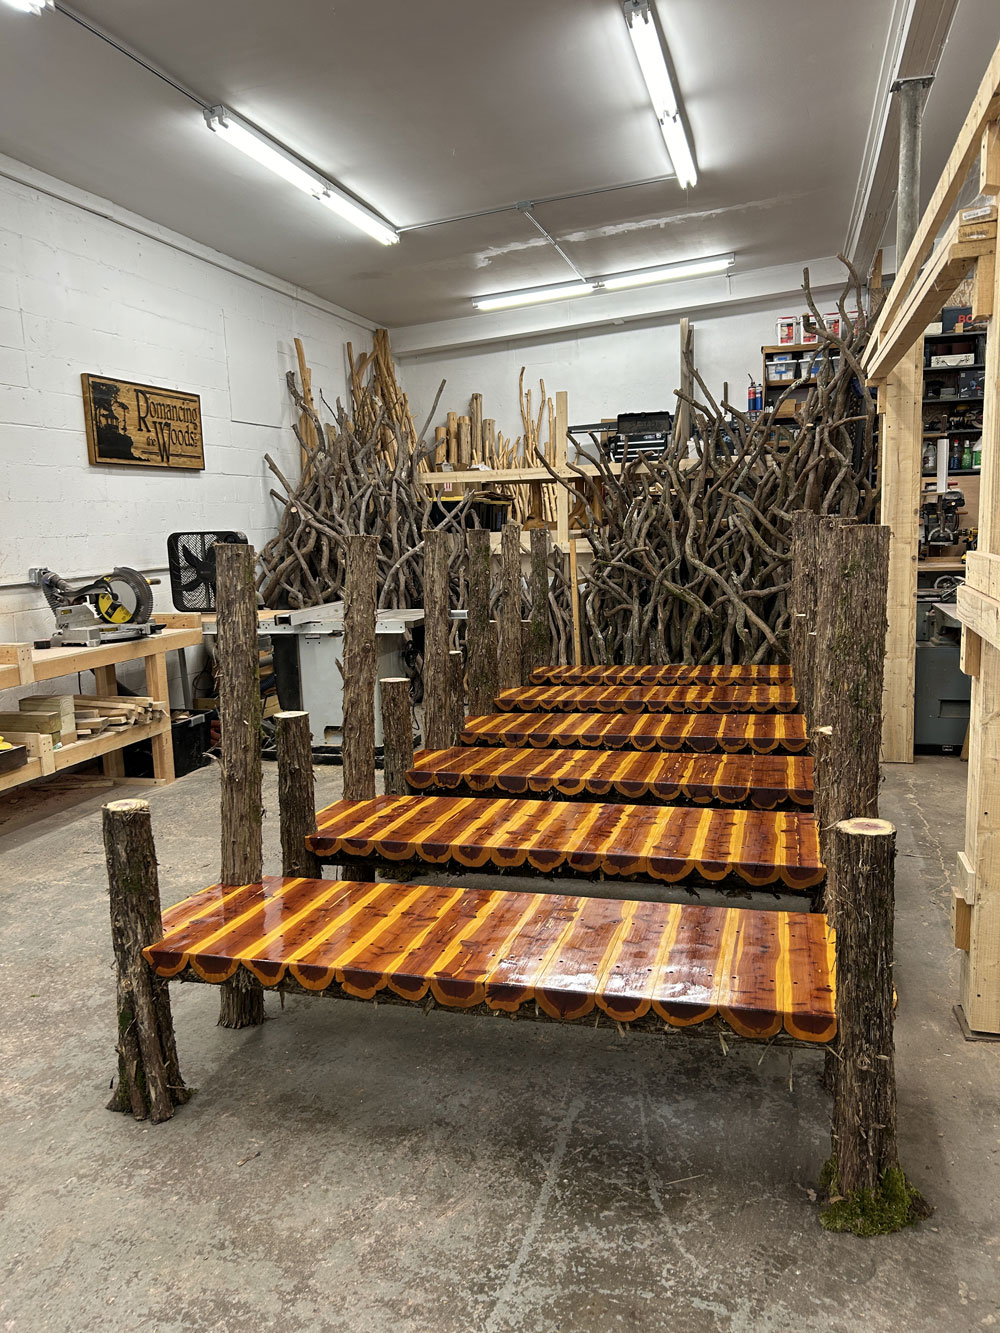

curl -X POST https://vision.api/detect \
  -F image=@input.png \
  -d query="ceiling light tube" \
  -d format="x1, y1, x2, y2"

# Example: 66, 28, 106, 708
204, 105, 399, 246
2, 0, 53, 12
600, 253, 734, 290
623, 0, 697, 189
472, 281, 596, 312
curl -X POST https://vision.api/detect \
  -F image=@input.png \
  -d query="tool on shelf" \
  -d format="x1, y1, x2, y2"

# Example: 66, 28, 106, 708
30, 566, 162, 647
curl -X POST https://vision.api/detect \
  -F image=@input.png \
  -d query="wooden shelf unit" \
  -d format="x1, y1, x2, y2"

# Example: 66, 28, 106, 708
0, 623, 203, 793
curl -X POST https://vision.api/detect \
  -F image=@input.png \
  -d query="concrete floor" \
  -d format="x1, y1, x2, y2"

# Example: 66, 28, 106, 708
1, 755, 999, 1332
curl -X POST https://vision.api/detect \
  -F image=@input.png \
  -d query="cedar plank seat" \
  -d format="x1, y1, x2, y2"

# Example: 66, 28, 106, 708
496, 683, 799, 715
406, 745, 814, 810
307, 794, 824, 892
530, 664, 793, 685
143, 876, 836, 1043
460, 710, 809, 755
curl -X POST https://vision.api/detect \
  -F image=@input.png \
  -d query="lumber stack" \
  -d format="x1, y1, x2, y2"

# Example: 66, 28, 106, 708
70, 695, 166, 737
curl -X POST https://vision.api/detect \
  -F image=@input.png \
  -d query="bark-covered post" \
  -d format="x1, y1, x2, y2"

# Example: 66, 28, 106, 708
275, 710, 322, 879
104, 798, 190, 1123
343, 533, 377, 800
820, 817, 927, 1235
216, 541, 265, 1029
449, 648, 465, 744
499, 520, 522, 689
466, 528, 499, 716
812, 518, 889, 913
380, 677, 414, 795
528, 526, 551, 670
423, 528, 452, 749
789, 509, 819, 725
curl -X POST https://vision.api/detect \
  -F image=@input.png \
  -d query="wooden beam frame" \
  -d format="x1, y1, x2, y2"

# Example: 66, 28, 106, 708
858, 35, 1000, 1030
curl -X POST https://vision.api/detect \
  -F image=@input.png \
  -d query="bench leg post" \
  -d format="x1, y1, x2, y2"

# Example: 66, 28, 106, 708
821, 818, 928, 1234
275, 710, 323, 879
104, 798, 189, 1123
215, 542, 265, 1029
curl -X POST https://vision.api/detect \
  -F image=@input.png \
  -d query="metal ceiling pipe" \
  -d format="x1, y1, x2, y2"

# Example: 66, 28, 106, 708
891, 74, 935, 265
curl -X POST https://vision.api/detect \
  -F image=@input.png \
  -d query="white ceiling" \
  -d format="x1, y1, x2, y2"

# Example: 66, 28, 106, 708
0, 0, 997, 329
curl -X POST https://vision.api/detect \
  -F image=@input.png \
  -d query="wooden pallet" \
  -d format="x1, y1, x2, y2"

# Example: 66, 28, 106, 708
406, 746, 813, 810
143, 876, 836, 1042
496, 684, 799, 715
530, 664, 793, 685
460, 710, 809, 754
308, 795, 823, 891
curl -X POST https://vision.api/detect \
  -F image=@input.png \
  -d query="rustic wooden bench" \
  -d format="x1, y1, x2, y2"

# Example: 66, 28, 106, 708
530, 664, 793, 685
307, 794, 823, 892
406, 745, 813, 810
143, 875, 836, 1044
459, 710, 809, 754
496, 683, 800, 715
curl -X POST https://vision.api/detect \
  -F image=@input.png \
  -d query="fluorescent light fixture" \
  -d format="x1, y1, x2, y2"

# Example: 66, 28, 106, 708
2, 0, 53, 12
472, 281, 596, 312
623, 0, 698, 188
600, 253, 734, 290
204, 105, 399, 246
473, 255, 734, 311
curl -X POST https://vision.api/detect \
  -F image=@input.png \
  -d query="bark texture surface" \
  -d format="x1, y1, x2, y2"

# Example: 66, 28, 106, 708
342, 533, 377, 801
216, 542, 265, 1028
275, 710, 322, 879
104, 799, 189, 1122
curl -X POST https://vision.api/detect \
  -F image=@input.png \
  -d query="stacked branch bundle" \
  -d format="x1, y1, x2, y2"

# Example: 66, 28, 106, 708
258, 334, 578, 663
539, 259, 881, 665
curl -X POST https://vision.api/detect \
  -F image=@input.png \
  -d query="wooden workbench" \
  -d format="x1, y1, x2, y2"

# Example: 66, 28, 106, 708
0, 625, 203, 793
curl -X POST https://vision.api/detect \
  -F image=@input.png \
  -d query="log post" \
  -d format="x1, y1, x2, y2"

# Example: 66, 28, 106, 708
449, 648, 465, 744
466, 528, 499, 716
499, 520, 523, 688
789, 509, 819, 725
423, 528, 452, 749
104, 798, 189, 1123
529, 526, 551, 669
342, 533, 377, 800
820, 817, 928, 1235
275, 711, 322, 879
380, 677, 414, 795
812, 518, 889, 907
215, 542, 265, 1029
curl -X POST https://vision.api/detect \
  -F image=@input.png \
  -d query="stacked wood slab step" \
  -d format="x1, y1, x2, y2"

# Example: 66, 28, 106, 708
308, 794, 823, 891
460, 710, 809, 754
406, 746, 813, 809
495, 683, 799, 715
143, 875, 835, 1043
530, 664, 792, 685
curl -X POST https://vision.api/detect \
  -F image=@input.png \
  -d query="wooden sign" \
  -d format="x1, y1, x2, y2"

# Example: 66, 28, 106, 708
81, 374, 204, 470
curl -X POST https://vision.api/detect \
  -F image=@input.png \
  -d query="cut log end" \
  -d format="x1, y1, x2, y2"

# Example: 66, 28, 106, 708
836, 817, 895, 837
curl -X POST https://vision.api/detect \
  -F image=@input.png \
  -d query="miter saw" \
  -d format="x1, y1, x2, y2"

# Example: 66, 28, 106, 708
30, 566, 163, 647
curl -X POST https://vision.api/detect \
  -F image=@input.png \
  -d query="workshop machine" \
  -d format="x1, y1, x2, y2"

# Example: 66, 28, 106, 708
30, 566, 162, 647
203, 600, 441, 755
914, 576, 970, 750
918, 488, 967, 558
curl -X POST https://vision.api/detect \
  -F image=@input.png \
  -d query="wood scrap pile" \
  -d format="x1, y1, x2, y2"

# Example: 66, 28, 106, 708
72, 696, 166, 736
543, 258, 880, 665
429, 370, 561, 526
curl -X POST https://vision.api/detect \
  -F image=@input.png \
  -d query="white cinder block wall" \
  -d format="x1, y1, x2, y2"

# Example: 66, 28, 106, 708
396, 289, 845, 447
0, 156, 371, 703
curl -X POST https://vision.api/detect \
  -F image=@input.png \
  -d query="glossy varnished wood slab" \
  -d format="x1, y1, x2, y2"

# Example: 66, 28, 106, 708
496, 684, 799, 715
307, 794, 823, 891
530, 664, 793, 685
406, 746, 813, 809
143, 876, 835, 1042
460, 711, 809, 754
